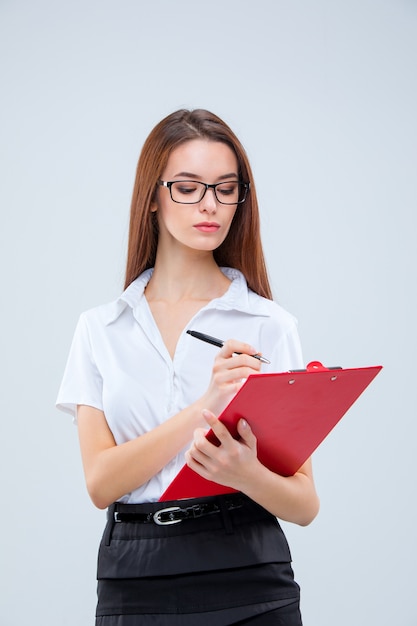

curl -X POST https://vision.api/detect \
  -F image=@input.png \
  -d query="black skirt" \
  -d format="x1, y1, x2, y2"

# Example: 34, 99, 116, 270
96, 494, 302, 625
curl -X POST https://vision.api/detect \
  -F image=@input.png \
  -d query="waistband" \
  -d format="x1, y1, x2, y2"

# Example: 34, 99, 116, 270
110, 493, 251, 526
100, 494, 292, 571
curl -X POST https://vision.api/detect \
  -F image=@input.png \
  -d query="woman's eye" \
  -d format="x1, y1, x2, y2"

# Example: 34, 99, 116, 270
218, 184, 237, 196
177, 187, 196, 195
177, 185, 197, 194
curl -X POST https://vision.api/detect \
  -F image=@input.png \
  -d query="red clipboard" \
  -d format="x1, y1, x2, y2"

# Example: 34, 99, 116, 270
160, 361, 382, 501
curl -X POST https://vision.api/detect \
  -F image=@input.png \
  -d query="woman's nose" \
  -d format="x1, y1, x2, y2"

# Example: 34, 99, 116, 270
199, 187, 218, 213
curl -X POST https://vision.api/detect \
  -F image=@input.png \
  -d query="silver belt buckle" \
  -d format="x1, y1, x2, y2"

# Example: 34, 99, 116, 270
153, 506, 182, 525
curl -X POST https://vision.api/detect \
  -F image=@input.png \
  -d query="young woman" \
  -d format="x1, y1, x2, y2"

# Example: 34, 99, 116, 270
57, 109, 319, 625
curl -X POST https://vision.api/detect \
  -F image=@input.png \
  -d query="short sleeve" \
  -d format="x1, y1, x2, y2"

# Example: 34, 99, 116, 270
282, 320, 304, 370
56, 313, 104, 421
268, 315, 304, 373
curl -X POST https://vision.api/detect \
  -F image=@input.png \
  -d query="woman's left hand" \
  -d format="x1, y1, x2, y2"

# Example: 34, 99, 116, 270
184, 409, 259, 491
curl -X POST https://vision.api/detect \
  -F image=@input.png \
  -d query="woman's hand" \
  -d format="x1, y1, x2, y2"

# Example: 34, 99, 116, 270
185, 409, 260, 492
186, 409, 320, 526
198, 339, 262, 418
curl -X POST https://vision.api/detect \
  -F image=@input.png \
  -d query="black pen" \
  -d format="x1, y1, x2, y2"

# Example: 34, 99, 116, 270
186, 330, 271, 364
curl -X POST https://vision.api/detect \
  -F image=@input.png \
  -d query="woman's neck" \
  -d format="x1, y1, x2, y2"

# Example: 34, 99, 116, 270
145, 251, 230, 303
144, 251, 231, 359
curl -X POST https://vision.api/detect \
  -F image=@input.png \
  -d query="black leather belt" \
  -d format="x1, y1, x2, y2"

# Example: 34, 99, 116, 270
113, 498, 245, 526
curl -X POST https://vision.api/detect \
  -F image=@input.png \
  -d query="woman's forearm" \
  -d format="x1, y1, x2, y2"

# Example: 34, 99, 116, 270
238, 460, 320, 526
77, 402, 205, 509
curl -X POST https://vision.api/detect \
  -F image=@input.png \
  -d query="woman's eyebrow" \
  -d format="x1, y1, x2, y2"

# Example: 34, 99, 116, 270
172, 171, 239, 180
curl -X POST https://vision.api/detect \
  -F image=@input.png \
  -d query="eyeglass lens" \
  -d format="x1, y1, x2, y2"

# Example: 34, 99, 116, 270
170, 181, 246, 205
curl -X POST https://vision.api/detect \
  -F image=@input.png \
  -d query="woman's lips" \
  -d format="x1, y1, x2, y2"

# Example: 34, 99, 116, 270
194, 222, 221, 233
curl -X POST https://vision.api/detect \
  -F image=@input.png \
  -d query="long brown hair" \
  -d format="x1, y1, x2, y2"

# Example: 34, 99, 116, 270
124, 109, 272, 299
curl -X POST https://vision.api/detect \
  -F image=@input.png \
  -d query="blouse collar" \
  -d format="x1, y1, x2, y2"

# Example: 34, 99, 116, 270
103, 267, 271, 325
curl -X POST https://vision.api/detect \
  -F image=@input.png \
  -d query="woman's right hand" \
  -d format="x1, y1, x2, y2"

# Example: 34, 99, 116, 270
199, 339, 263, 418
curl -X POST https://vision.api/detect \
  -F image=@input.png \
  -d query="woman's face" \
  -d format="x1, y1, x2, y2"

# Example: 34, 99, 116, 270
154, 139, 239, 256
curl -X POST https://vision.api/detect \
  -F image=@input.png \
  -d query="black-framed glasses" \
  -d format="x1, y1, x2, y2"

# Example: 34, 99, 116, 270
158, 180, 249, 205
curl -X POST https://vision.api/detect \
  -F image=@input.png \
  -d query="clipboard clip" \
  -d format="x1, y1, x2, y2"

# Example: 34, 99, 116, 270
289, 361, 343, 373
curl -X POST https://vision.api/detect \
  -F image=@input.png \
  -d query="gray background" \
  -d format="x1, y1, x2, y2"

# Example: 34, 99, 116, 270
1, 1, 416, 624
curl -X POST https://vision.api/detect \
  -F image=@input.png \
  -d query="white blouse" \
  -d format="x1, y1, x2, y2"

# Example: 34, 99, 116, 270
56, 268, 303, 503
